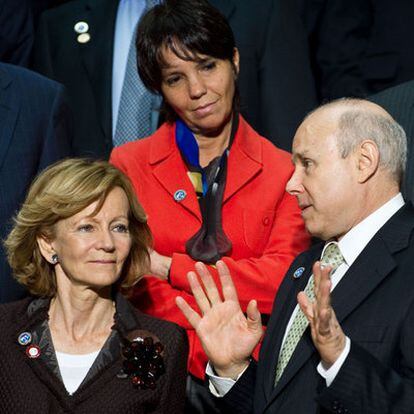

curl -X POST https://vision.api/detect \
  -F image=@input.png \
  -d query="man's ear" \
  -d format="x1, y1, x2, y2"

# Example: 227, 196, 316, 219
36, 234, 56, 264
356, 139, 380, 183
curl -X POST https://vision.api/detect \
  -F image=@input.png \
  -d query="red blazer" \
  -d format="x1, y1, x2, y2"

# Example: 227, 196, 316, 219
111, 116, 310, 379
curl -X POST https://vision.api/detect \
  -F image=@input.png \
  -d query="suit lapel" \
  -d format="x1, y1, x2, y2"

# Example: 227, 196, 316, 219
265, 204, 414, 407
223, 117, 263, 203
0, 67, 19, 171
78, 0, 119, 141
150, 125, 202, 221
259, 248, 320, 401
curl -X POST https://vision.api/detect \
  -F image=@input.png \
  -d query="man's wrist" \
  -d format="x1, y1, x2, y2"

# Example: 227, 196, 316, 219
214, 360, 251, 380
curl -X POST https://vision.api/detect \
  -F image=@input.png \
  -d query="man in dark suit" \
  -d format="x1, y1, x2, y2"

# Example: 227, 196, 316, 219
0, 0, 34, 67
32, 0, 317, 156
177, 98, 414, 413
369, 80, 414, 204
309, 0, 414, 101
0, 62, 72, 303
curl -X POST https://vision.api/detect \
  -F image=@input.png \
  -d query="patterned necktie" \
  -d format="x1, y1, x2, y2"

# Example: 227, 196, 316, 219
113, 0, 159, 146
274, 242, 345, 385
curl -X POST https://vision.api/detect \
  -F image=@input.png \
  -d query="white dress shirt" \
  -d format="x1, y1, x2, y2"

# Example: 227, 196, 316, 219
208, 193, 405, 395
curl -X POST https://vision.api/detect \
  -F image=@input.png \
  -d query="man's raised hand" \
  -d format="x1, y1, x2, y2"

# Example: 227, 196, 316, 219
176, 260, 263, 379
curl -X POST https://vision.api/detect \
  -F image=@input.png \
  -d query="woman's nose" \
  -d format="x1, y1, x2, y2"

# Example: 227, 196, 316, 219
97, 229, 115, 251
188, 74, 207, 99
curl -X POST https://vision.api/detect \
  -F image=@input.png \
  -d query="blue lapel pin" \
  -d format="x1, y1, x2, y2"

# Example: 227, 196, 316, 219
173, 189, 187, 202
293, 267, 305, 279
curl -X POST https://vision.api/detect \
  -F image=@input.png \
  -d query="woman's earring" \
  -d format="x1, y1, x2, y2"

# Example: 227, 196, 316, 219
51, 254, 59, 264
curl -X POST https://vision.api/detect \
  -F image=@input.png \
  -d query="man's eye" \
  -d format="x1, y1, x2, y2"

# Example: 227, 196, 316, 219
113, 224, 129, 233
303, 159, 313, 169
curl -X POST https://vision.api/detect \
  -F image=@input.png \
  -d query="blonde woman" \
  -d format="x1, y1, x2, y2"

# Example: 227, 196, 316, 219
0, 159, 187, 413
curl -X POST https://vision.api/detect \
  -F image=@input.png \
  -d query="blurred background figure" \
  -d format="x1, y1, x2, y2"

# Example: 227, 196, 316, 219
111, 1, 310, 412
32, 0, 164, 158
210, 0, 318, 151
302, 0, 414, 101
1, 158, 188, 412
0, 0, 34, 67
369, 80, 414, 204
0, 62, 72, 303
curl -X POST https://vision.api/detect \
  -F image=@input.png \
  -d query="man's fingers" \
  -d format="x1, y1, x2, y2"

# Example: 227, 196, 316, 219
297, 291, 314, 322
187, 270, 212, 314
175, 296, 201, 329
246, 299, 263, 333
195, 262, 222, 305
316, 271, 332, 313
216, 260, 239, 302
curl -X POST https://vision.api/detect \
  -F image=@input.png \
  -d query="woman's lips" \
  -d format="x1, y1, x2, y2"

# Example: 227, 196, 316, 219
193, 100, 217, 117
90, 260, 116, 264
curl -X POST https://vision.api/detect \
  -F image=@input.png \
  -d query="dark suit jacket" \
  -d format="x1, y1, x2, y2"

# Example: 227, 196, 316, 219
222, 204, 414, 413
311, 0, 414, 100
32, 0, 318, 156
0, 0, 34, 66
210, 0, 318, 151
0, 63, 72, 303
369, 81, 414, 204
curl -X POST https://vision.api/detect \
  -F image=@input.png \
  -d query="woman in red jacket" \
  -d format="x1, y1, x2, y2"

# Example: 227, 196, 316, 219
110, 0, 310, 412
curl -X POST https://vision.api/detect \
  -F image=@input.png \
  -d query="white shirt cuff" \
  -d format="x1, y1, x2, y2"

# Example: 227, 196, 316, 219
206, 361, 250, 397
317, 336, 351, 386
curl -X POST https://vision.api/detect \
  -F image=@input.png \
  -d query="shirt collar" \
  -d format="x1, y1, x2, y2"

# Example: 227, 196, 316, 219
335, 193, 405, 266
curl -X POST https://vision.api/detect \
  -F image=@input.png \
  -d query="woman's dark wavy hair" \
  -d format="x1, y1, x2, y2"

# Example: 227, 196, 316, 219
136, 0, 239, 122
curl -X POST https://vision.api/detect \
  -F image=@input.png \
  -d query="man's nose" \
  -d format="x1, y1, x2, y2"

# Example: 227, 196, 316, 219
285, 169, 304, 195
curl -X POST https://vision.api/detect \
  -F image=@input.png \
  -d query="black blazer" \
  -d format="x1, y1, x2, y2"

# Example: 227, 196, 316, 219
222, 204, 414, 413
210, 0, 318, 151
369, 81, 414, 205
0, 63, 72, 303
311, 0, 414, 100
0, 0, 34, 66
32, 0, 318, 156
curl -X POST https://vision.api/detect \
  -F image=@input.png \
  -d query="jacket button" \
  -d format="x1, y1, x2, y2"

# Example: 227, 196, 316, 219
262, 216, 270, 226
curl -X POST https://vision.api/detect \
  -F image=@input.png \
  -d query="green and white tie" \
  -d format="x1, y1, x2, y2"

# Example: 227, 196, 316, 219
274, 242, 345, 385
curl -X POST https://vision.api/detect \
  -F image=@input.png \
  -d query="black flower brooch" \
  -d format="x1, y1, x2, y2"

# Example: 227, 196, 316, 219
119, 330, 166, 389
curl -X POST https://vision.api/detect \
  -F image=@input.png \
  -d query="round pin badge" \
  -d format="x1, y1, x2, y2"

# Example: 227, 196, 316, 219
26, 344, 41, 359
74, 21, 89, 34
17, 332, 32, 346
173, 189, 187, 202
293, 267, 305, 279
77, 33, 91, 44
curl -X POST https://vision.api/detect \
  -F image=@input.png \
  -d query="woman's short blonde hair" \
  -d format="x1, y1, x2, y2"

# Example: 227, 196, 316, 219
4, 158, 152, 297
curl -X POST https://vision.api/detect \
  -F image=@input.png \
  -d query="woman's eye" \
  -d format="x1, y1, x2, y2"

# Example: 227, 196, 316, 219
201, 61, 216, 71
165, 75, 181, 86
113, 224, 129, 233
78, 224, 94, 232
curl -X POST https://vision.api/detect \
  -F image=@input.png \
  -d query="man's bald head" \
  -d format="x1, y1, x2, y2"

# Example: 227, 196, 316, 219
303, 98, 407, 184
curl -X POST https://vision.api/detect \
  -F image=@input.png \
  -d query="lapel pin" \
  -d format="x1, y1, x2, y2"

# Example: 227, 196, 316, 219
77, 33, 91, 44
293, 267, 305, 279
26, 344, 41, 359
173, 189, 187, 202
18, 332, 32, 346
74, 21, 89, 34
